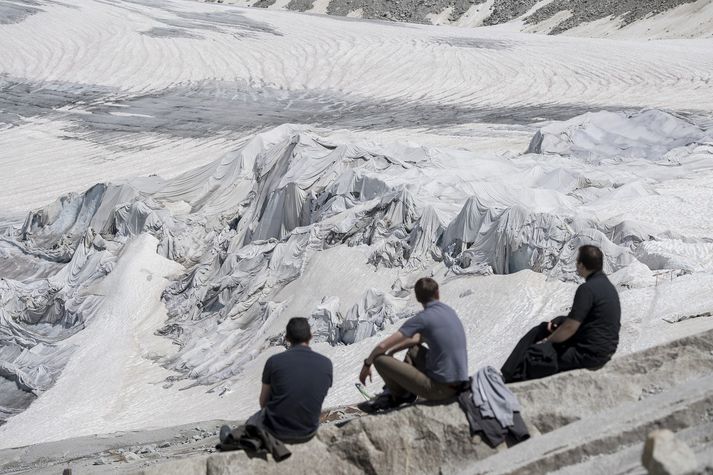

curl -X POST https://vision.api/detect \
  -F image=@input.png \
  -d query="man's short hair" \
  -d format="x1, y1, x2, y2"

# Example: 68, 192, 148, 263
577, 245, 604, 272
414, 277, 439, 304
285, 317, 311, 345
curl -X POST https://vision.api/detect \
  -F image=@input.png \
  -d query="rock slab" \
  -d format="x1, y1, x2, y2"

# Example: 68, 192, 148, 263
642, 429, 698, 475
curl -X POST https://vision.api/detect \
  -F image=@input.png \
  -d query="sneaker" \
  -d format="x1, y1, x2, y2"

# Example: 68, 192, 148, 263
357, 392, 416, 414
357, 393, 392, 414
219, 425, 233, 444
396, 392, 417, 405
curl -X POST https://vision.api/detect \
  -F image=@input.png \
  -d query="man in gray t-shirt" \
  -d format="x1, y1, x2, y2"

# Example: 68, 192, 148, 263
358, 278, 469, 412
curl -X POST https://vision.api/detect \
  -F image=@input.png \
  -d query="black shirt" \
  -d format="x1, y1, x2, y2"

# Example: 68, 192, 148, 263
261, 345, 333, 439
566, 271, 621, 357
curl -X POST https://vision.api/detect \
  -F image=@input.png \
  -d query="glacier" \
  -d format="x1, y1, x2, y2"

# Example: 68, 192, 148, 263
0, 0, 713, 449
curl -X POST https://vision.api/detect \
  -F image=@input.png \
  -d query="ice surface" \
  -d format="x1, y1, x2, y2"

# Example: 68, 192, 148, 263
2, 118, 713, 447
0, 0, 713, 449
527, 110, 711, 163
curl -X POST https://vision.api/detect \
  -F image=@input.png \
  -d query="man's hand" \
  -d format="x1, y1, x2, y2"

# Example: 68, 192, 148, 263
359, 363, 372, 385
360, 331, 419, 384
547, 318, 581, 343
547, 316, 566, 333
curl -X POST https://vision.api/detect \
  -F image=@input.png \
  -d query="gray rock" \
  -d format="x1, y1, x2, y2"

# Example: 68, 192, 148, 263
238, 0, 704, 35
3, 328, 712, 475
123, 452, 141, 462
525, 0, 700, 35
138, 456, 208, 475
640, 384, 665, 400
468, 376, 713, 474
133, 328, 713, 475
642, 430, 698, 475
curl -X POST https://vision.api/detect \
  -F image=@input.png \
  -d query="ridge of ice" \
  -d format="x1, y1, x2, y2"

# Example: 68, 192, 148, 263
528, 110, 711, 164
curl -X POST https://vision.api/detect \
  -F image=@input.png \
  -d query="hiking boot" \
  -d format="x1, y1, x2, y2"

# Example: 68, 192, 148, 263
357, 393, 393, 414
396, 392, 417, 405
357, 392, 416, 414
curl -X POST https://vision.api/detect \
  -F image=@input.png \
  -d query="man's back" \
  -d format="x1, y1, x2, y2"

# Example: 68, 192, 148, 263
399, 301, 469, 384
568, 271, 621, 357
262, 346, 332, 439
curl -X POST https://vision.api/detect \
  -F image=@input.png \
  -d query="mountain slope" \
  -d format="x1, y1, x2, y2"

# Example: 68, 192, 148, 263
212, 0, 713, 38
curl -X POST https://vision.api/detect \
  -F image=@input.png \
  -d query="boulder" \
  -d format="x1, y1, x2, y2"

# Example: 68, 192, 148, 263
642, 429, 698, 475
138, 402, 502, 475
4, 328, 712, 475
133, 329, 713, 475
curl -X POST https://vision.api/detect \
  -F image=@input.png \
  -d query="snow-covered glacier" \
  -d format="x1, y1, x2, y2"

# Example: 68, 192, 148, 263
1, 0, 713, 449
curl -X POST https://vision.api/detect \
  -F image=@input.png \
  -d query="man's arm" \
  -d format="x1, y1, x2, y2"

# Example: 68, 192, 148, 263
545, 318, 581, 343
359, 331, 419, 384
387, 333, 421, 356
543, 285, 593, 343
259, 384, 270, 408
366, 331, 419, 364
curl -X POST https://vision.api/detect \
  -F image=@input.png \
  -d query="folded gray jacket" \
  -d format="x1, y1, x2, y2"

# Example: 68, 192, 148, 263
471, 365, 521, 428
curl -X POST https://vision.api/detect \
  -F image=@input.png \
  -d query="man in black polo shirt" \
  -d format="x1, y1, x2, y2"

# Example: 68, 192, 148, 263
255, 317, 333, 442
501, 245, 621, 383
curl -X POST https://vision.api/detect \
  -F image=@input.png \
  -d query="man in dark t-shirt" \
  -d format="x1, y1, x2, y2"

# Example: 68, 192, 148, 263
501, 245, 621, 383
258, 318, 333, 442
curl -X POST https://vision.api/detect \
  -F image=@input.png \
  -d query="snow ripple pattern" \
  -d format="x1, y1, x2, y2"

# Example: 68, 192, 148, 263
1, 0, 713, 214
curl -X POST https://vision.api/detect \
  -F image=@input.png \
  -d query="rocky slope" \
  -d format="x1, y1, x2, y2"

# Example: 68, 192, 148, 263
2, 327, 711, 474
210, 0, 713, 37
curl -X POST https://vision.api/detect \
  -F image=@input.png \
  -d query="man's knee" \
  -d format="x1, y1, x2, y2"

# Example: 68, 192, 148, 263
583, 354, 612, 371
373, 354, 394, 372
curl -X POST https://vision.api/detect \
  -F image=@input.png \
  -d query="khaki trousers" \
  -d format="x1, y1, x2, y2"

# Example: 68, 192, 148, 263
373, 345, 458, 401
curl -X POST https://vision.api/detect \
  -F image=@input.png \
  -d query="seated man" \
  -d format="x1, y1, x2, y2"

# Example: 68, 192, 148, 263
501, 245, 621, 383
229, 317, 333, 444
358, 277, 469, 412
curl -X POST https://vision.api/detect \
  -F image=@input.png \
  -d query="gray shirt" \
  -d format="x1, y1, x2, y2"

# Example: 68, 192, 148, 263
399, 301, 469, 384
